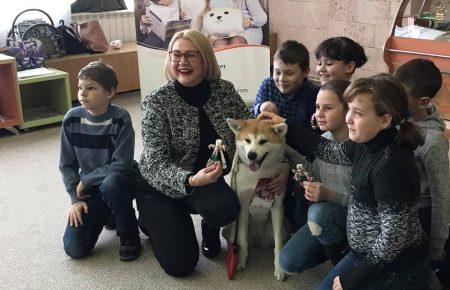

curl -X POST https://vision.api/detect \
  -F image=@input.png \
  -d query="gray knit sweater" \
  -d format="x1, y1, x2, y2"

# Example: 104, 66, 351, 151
290, 131, 352, 206
139, 79, 253, 199
414, 106, 450, 249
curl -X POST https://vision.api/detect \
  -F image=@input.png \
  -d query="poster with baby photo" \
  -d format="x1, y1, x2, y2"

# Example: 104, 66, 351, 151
135, 0, 270, 104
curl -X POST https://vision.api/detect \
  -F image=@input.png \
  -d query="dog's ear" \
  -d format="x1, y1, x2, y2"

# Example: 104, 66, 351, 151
227, 118, 243, 134
271, 123, 288, 138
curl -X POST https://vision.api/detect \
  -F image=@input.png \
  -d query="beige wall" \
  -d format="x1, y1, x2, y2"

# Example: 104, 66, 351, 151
269, 0, 405, 79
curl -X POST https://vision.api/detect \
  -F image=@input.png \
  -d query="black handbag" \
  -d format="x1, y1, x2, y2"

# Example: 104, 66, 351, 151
6, 9, 65, 58
57, 20, 89, 55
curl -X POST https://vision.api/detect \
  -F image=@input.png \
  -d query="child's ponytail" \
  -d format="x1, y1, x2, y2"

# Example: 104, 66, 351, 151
396, 119, 424, 151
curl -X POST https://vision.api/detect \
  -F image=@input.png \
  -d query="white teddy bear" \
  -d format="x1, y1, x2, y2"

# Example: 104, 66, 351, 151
202, 7, 244, 39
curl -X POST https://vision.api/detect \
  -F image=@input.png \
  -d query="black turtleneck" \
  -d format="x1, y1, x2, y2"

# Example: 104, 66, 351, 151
174, 80, 220, 173
286, 122, 425, 290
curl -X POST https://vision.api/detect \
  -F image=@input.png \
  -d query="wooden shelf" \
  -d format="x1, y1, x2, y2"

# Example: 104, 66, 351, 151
0, 54, 21, 129
17, 68, 72, 129
46, 42, 140, 100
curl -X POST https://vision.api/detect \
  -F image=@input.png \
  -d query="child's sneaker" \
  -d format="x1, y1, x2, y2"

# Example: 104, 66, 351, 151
119, 233, 141, 261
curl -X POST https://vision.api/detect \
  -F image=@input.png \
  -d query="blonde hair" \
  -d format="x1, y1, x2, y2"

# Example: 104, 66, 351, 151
164, 29, 221, 81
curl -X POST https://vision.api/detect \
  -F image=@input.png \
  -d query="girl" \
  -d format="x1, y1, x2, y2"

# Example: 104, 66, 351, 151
280, 80, 352, 274
315, 37, 367, 85
261, 74, 429, 290
196, 0, 267, 47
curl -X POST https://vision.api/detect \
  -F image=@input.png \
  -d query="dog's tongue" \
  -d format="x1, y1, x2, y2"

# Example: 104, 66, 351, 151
249, 161, 260, 172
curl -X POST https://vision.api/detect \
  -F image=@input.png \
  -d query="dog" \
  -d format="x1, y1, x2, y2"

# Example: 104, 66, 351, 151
225, 118, 288, 281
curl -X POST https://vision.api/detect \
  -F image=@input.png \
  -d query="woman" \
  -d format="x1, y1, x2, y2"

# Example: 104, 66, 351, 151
261, 74, 429, 289
137, 29, 274, 277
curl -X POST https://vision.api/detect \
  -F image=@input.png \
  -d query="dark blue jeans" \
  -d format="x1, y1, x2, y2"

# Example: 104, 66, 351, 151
63, 174, 138, 259
317, 250, 430, 290
279, 223, 328, 273
307, 201, 347, 246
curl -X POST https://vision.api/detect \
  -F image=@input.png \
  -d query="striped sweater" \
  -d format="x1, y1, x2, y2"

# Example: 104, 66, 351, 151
59, 104, 135, 204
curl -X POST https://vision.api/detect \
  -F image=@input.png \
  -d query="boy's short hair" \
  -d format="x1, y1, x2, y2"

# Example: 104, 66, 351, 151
274, 40, 309, 71
315, 37, 367, 69
394, 58, 442, 100
78, 60, 118, 93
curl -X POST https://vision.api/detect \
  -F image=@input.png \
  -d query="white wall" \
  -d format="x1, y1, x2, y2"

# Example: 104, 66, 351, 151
0, 0, 135, 47
0, 0, 74, 46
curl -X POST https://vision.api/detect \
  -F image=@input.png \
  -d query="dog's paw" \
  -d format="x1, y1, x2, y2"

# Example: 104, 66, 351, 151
274, 268, 287, 281
237, 251, 247, 271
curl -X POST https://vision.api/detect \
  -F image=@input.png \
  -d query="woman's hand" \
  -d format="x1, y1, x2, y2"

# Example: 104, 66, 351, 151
257, 111, 286, 124
190, 162, 222, 187
302, 181, 335, 202
267, 163, 290, 194
68, 201, 88, 227
180, 11, 187, 20
333, 276, 343, 290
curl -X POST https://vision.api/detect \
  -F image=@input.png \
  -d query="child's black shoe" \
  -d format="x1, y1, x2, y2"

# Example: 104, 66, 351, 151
119, 233, 141, 261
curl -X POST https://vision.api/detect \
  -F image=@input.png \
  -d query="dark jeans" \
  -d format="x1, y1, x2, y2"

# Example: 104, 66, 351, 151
63, 174, 138, 259
317, 250, 430, 290
136, 176, 240, 277
279, 223, 328, 273
419, 206, 450, 288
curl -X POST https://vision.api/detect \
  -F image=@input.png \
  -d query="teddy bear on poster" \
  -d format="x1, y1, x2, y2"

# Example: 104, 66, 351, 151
202, 7, 244, 40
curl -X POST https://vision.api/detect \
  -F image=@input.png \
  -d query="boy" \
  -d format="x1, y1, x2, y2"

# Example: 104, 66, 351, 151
252, 40, 319, 129
59, 61, 141, 261
395, 58, 450, 287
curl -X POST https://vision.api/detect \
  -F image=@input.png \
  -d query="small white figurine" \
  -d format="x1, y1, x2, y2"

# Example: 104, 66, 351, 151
207, 139, 227, 170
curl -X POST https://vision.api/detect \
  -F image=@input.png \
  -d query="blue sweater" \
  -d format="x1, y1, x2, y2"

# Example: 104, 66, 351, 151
59, 104, 135, 204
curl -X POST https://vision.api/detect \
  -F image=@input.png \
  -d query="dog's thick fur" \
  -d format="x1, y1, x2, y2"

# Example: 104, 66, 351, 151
225, 118, 288, 281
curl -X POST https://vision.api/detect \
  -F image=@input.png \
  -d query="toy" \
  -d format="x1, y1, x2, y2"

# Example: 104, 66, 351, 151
202, 7, 244, 39
206, 139, 227, 170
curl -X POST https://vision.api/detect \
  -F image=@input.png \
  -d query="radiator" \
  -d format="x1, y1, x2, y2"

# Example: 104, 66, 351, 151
71, 10, 136, 43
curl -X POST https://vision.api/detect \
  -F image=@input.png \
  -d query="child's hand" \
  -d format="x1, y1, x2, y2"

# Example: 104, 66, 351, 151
180, 11, 187, 20
190, 162, 223, 187
267, 163, 290, 194
260, 101, 279, 114
302, 181, 334, 202
258, 111, 286, 124
76, 181, 90, 199
68, 201, 88, 227
243, 18, 251, 28
141, 15, 152, 27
